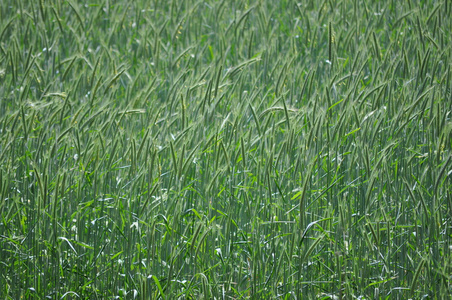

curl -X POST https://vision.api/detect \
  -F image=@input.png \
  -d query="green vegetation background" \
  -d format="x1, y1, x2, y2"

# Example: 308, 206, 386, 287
0, 0, 451, 298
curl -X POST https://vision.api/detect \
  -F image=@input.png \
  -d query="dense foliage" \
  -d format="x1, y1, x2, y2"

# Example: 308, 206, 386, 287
0, 0, 451, 298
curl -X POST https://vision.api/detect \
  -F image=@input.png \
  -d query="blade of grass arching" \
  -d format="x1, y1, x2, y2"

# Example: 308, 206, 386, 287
275, 60, 289, 98
194, 227, 212, 271
366, 219, 380, 248
303, 234, 325, 262
79, 108, 105, 131
0, 16, 15, 43
89, 55, 101, 89
224, 55, 261, 79
140, 184, 159, 218
248, 103, 262, 136
234, 5, 255, 34
151, 275, 166, 300
18, 51, 36, 88
90, 76, 103, 105
181, 143, 200, 176
62, 56, 77, 81
281, 99, 291, 130
410, 258, 426, 295
67, 1, 85, 31
184, 272, 210, 298
189, 222, 204, 256
207, 169, 224, 195
403, 180, 430, 219
306, 175, 344, 210
103, 69, 126, 95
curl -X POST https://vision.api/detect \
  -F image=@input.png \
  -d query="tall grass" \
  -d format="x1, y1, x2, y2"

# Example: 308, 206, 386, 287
0, 0, 451, 298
